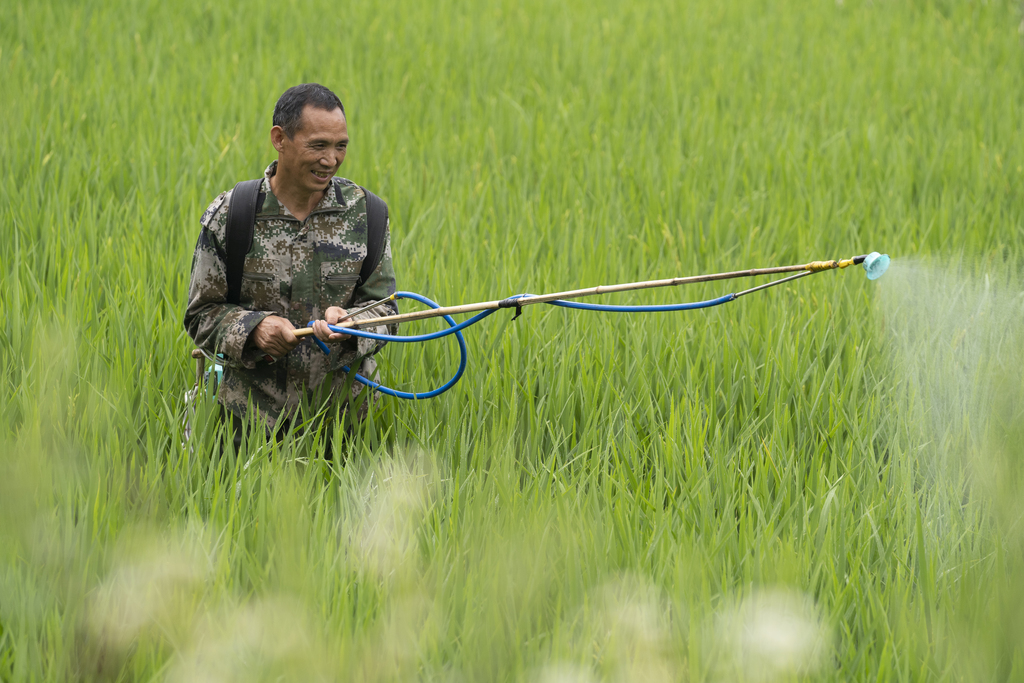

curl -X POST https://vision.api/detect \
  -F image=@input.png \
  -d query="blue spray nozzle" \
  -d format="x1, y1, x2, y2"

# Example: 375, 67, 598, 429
863, 252, 890, 280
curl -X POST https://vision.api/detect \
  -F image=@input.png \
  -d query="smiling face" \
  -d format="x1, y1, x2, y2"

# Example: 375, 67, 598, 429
270, 105, 348, 198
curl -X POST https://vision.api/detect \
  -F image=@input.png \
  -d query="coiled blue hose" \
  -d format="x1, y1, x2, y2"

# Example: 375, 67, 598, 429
311, 290, 737, 399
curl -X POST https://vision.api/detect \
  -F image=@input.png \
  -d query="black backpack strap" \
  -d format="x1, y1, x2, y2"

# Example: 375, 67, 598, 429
224, 179, 264, 305
359, 186, 389, 287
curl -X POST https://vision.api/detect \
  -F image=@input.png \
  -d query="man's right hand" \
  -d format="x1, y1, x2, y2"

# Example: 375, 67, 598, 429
251, 315, 299, 359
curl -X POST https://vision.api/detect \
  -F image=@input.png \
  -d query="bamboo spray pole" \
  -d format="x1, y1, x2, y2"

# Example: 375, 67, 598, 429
291, 256, 864, 338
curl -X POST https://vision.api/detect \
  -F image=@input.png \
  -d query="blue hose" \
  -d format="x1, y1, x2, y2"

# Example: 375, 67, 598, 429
546, 294, 735, 312
311, 290, 736, 399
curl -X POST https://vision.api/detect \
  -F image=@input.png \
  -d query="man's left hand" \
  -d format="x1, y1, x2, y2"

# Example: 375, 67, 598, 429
312, 306, 353, 343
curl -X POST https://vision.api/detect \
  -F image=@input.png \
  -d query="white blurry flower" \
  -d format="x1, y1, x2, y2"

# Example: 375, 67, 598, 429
169, 597, 330, 683
535, 662, 596, 683
354, 458, 431, 577
86, 529, 209, 648
356, 593, 437, 681
594, 575, 678, 683
715, 588, 830, 682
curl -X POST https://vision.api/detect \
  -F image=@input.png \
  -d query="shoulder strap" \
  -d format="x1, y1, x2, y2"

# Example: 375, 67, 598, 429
224, 179, 264, 305
359, 186, 389, 287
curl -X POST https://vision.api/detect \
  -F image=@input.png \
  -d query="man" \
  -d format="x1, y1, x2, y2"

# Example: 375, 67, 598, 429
184, 83, 398, 443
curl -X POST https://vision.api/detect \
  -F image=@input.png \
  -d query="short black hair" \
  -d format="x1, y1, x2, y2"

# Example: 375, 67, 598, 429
272, 83, 345, 138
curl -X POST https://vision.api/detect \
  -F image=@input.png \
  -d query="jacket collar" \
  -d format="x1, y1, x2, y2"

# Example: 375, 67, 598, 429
257, 161, 351, 217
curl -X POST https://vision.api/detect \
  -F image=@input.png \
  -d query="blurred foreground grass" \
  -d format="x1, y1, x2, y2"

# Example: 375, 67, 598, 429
2, 0, 1024, 680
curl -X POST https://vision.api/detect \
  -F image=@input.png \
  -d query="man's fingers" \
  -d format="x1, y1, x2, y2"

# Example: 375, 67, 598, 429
253, 315, 300, 355
327, 322, 351, 340
312, 320, 330, 343
311, 318, 351, 344
313, 320, 339, 343
325, 307, 347, 325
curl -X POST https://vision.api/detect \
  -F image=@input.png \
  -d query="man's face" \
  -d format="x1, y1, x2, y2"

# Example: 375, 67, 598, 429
271, 105, 348, 195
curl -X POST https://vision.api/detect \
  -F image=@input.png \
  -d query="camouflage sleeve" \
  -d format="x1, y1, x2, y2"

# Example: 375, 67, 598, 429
183, 193, 274, 369
347, 218, 399, 358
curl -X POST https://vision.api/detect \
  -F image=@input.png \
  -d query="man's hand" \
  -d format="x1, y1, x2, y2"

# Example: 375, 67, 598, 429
252, 315, 300, 359
312, 306, 353, 343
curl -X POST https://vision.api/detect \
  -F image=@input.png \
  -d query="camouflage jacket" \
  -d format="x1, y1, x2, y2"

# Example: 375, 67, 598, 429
184, 161, 399, 427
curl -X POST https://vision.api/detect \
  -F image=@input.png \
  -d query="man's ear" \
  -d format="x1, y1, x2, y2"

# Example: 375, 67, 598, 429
270, 125, 287, 153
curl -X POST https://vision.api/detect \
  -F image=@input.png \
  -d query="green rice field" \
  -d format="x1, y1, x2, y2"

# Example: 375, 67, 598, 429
3, 0, 1024, 680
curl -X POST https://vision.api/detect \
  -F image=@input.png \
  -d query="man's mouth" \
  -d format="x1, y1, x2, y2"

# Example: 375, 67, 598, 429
312, 170, 334, 181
